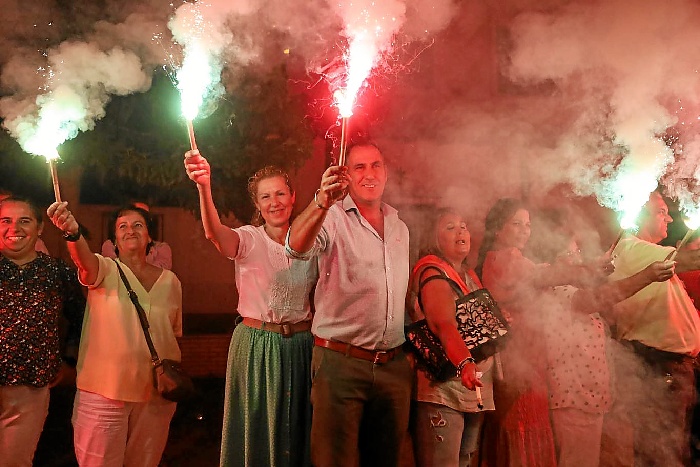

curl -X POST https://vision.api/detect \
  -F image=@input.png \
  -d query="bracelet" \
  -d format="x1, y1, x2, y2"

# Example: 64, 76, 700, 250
314, 189, 329, 210
63, 230, 81, 242
456, 356, 476, 376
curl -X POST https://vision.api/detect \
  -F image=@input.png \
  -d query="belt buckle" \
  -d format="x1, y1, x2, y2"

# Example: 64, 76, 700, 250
281, 324, 292, 337
373, 350, 388, 364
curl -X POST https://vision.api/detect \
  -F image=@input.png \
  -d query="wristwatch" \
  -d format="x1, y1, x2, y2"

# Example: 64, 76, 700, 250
63, 230, 81, 242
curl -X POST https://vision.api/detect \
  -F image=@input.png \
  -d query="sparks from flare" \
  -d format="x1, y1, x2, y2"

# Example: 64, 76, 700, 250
176, 35, 208, 151
168, 1, 224, 151
601, 135, 670, 246
330, 1, 403, 165
332, 34, 377, 166
21, 96, 76, 204
14, 55, 70, 203
613, 168, 661, 232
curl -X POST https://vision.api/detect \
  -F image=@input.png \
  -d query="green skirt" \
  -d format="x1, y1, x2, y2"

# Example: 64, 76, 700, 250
220, 324, 313, 467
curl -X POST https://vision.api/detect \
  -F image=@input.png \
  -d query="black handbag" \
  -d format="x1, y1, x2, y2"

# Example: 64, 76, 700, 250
405, 266, 509, 381
405, 319, 458, 381
114, 260, 196, 402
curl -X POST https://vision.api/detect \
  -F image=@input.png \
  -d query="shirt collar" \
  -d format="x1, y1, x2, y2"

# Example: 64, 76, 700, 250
341, 194, 398, 218
0, 252, 46, 269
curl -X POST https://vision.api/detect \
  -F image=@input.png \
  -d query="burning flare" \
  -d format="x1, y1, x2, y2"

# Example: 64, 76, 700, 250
333, 34, 377, 119
330, 0, 406, 163
169, 1, 229, 150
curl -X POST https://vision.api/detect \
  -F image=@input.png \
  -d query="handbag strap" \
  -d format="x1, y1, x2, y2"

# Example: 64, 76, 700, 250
462, 272, 481, 293
417, 266, 466, 311
112, 259, 161, 365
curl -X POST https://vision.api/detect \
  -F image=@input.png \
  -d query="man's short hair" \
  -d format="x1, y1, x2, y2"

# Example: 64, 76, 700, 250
345, 140, 383, 164
637, 191, 665, 225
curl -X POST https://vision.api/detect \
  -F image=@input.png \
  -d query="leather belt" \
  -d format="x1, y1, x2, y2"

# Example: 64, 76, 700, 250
314, 336, 402, 364
623, 340, 696, 365
241, 317, 312, 337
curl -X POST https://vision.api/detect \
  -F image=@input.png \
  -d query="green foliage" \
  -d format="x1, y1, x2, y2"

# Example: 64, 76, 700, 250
0, 133, 54, 204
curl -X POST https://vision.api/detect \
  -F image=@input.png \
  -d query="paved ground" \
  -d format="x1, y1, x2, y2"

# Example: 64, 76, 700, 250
33, 378, 225, 467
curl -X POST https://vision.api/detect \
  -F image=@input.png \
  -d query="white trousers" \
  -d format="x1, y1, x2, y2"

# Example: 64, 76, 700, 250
0, 385, 50, 467
551, 407, 604, 467
72, 390, 176, 467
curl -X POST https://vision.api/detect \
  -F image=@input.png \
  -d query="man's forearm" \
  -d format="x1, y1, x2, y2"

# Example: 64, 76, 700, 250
576, 267, 655, 313
288, 199, 329, 253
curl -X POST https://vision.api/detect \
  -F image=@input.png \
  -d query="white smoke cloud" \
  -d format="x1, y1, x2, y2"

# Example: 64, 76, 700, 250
0, 41, 151, 155
506, 0, 700, 223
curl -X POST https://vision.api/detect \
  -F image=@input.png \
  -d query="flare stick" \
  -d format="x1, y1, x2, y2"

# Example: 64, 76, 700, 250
667, 228, 696, 261
338, 117, 349, 167
610, 229, 625, 254
187, 120, 198, 151
48, 159, 62, 203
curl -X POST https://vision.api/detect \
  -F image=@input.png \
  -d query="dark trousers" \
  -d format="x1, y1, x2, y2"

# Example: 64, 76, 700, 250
309, 346, 412, 467
607, 341, 696, 467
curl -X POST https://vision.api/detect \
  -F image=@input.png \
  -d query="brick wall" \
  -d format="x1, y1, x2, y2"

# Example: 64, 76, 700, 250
179, 334, 232, 378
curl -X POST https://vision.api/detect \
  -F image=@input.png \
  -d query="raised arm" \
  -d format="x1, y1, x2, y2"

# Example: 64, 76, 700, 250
572, 260, 675, 313
531, 259, 614, 290
489, 248, 590, 292
419, 269, 482, 391
184, 149, 240, 258
287, 165, 348, 254
47, 202, 99, 286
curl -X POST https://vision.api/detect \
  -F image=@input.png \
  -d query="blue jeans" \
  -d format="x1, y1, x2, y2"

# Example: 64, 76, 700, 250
310, 346, 412, 467
413, 401, 484, 467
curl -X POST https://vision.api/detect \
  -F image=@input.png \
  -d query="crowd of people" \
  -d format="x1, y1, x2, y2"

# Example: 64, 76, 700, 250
2, 141, 700, 467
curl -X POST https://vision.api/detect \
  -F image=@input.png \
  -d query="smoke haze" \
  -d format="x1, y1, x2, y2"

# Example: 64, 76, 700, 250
2, 0, 700, 238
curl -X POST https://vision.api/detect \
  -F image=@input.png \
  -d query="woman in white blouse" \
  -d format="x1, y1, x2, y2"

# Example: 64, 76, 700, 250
185, 149, 318, 467
47, 202, 182, 467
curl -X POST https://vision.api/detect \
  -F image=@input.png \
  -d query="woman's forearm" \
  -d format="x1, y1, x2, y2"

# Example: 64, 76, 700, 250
66, 236, 99, 285
430, 318, 473, 366
197, 184, 240, 258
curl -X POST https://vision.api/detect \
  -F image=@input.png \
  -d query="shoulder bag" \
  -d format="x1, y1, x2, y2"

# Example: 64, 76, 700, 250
113, 260, 195, 402
405, 265, 509, 381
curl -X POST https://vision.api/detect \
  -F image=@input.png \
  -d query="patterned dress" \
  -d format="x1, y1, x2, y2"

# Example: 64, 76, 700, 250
479, 248, 557, 467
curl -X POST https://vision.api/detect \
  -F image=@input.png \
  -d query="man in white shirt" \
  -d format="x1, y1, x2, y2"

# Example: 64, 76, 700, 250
286, 143, 411, 467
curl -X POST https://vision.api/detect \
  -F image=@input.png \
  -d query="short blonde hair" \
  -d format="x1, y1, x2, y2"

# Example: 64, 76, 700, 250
246, 166, 293, 226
